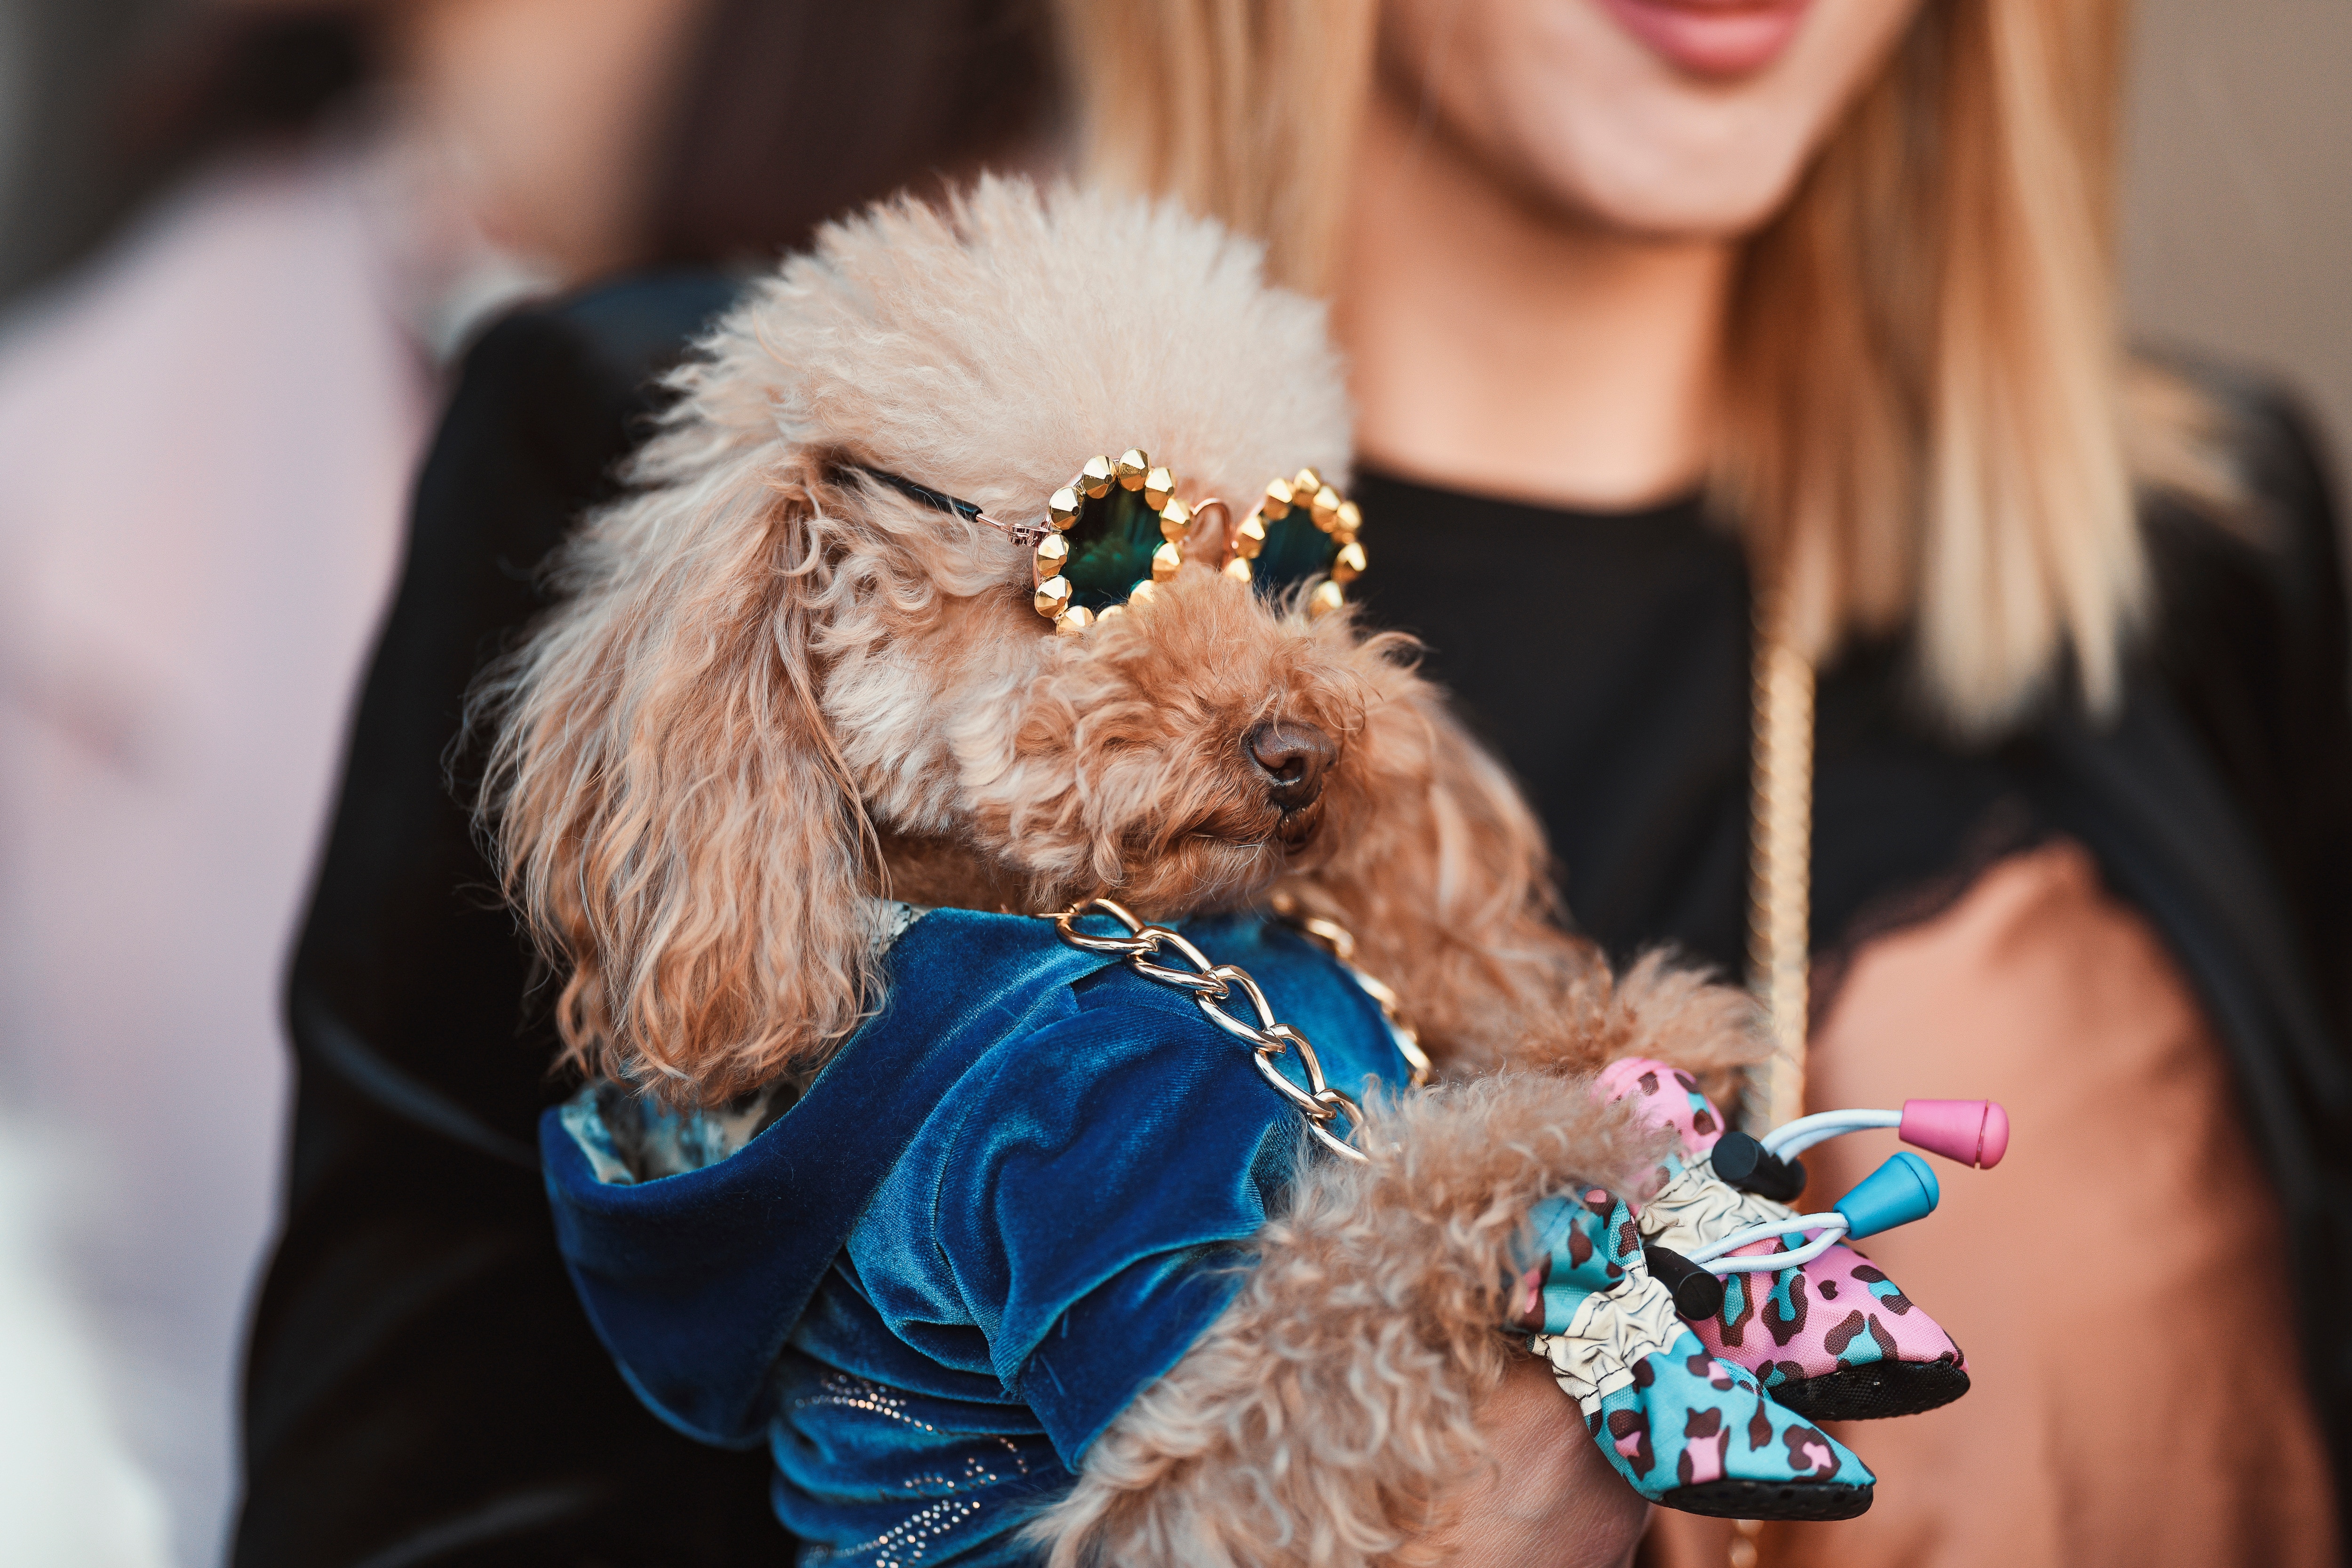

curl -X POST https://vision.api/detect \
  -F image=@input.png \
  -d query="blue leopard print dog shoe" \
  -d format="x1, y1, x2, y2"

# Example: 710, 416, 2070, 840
1518, 1188, 1875, 1521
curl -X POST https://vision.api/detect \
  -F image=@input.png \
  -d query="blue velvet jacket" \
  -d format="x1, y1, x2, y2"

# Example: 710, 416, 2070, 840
543, 907, 1414, 1566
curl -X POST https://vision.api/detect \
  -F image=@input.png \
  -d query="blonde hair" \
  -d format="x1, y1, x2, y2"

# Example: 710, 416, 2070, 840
1057, 0, 2233, 734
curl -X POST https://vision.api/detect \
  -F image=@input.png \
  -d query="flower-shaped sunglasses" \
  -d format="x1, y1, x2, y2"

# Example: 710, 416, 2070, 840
853, 448, 1365, 636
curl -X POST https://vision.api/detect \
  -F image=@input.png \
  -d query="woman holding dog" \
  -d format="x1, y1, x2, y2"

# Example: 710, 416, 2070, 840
239, 0, 2347, 1564
1064, 0, 2347, 1562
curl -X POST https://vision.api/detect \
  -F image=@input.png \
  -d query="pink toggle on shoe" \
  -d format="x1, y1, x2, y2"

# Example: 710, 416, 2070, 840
1601, 1060, 1982, 1423
1896, 1098, 2010, 1169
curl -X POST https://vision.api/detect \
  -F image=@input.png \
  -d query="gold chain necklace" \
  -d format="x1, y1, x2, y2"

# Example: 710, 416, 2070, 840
1042, 899, 1433, 1163
1732, 593, 1815, 1568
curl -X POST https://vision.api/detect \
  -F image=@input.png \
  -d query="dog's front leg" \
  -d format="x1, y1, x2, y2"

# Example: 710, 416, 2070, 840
1421, 1355, 1648, 1567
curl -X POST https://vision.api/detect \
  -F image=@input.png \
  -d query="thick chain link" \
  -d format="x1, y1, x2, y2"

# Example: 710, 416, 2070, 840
1045, 898, 1372, 1162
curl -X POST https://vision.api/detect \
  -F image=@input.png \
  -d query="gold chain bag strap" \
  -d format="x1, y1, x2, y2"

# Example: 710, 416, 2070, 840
1731, 594, 1816, 1568
1744, 590, 1815, 1137
1043, 898, 1430, 1163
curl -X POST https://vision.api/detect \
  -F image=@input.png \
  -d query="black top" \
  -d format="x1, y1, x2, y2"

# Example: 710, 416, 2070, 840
1354, 460, 2352, 1045
235, 273, 2352, 1565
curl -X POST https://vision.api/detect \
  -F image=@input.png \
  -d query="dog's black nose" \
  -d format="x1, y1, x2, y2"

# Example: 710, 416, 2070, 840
1245, 721, 1335, 810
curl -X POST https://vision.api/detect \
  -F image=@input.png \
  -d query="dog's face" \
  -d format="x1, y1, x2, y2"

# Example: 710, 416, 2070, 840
816, 479, 1400, 917
486, 180, 1557, 1100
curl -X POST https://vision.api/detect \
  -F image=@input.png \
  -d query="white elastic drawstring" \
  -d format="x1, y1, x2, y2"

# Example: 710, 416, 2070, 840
1759, 1107, 1900, 1161
1683, 1211, 1851, 1273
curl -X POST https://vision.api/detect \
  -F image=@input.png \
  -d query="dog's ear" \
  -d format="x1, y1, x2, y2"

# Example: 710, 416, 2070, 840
478, 431, 875, 1106
1288, 674, 1602, 1074
1294, 671, 1763, 1086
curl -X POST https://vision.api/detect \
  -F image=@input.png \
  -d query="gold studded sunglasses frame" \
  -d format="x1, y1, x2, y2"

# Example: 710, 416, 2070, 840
850, 448, 1367, 637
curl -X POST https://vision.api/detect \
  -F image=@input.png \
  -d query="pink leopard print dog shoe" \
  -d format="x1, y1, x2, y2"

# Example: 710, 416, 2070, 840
1604, 1059, 2002, 1423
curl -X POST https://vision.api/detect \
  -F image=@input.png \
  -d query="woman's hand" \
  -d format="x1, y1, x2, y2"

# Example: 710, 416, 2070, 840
1425, 1353, 1651, 1566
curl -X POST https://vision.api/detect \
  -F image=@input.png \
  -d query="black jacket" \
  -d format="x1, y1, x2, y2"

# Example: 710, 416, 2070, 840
234, 275, 777, 1568
236, 273, 2352, 1564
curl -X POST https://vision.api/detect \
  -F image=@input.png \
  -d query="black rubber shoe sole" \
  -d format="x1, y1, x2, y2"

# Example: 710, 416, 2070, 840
1769, 1361, 1971, 1423
1661, 1479, 1875, 1521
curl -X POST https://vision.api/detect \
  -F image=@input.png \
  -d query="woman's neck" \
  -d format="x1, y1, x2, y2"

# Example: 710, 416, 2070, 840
1336, 86, 1734, 511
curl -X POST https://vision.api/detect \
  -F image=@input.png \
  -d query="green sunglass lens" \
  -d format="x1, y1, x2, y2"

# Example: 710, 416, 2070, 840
1060, 487, 1167, 611
1251, 509, 1341, 596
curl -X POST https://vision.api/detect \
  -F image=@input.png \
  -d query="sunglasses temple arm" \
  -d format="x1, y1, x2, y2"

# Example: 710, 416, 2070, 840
842, 464, 979, 522
844, 463, 1044, 546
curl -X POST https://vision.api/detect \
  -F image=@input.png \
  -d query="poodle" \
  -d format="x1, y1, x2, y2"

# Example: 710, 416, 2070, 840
479, 177, 1766, 1567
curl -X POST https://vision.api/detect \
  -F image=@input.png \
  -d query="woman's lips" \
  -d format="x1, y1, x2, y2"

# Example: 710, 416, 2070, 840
1592, 0, 1813, 78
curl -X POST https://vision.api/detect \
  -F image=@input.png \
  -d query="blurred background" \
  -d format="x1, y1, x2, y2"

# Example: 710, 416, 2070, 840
0, 0, 2338, 1564
0, 2, 1055, 1564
